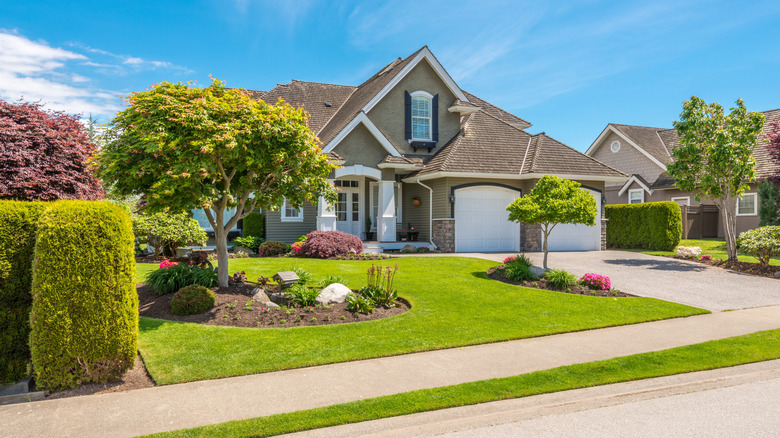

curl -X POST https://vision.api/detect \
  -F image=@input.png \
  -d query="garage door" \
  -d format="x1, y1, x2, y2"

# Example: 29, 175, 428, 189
546, 188, 602, 251
455, 186, 521, 252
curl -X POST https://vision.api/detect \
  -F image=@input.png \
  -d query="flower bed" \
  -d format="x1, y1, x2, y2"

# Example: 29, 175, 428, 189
486, 266, 633, 297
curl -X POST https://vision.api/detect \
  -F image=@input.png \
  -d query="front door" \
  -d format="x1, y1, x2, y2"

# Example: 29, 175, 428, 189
335, 180, 361, 238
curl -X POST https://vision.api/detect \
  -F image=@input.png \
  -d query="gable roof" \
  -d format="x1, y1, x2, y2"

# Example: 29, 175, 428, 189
610, 124, 673, 165
461, 91, 531, 129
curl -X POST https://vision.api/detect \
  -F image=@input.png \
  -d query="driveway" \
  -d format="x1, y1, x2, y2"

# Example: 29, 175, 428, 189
404, 251, 780, 311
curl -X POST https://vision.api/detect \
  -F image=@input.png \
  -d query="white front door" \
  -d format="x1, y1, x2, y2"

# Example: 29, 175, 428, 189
335, 180, 362, 237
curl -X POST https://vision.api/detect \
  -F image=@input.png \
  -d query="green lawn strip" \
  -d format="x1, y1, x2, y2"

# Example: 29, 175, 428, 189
136, 262, 159, 284
138, 257, 706, 385
636, 238, 780, 266
142, 328, 780, 438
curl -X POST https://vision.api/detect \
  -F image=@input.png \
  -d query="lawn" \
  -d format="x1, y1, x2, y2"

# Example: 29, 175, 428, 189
137, 257, 706, 385
639, 238, 780, 266
145, 328, 780, 438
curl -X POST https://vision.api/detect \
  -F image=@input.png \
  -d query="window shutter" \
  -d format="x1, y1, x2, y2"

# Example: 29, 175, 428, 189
432, 94, 439, 142
405, 91, 411, 140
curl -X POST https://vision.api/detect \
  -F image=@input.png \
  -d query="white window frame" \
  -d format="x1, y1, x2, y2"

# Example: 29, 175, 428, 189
610, 140, 621, 153
410, 91, 433, 142
281, 198, 304, 222
628, 189, 644, 204
736, 193, 758, 216
671, 196, 690, 206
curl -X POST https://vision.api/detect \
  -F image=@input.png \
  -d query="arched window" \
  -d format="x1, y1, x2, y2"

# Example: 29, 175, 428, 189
411, 92, 432, 141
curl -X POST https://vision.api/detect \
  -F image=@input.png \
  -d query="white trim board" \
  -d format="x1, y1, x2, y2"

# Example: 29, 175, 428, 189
618, 175, 653, 197
362, 47, 468, 114
585, 125, 668, 172
671, 196, 690, 206
628, 188, 645, 204
322, 112, 402, 158
403, 171, 629, 184
736, 193, 758, 216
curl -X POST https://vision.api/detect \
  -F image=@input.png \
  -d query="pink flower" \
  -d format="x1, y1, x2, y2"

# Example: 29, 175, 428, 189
503, 256, 516, 264
701, 254, 712, 260
580, 273, 611, 290
159, 260, 178, 269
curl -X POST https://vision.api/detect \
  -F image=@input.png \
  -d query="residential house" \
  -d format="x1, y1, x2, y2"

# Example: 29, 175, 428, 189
586, 109, 780, 237
242, 46, 627, 252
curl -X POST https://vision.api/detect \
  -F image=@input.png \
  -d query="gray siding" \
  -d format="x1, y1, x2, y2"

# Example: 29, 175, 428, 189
591, 131, 665, 183
331, 123, 389, 167
265, 202, 318, 244
401, 182, 431, 241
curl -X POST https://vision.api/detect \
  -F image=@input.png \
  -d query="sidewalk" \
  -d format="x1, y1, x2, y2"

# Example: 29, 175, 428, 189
3, 305, 780, 438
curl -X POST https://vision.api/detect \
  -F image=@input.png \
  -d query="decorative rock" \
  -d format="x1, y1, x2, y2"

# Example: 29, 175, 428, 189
529, 266, 546, 279
316, 283, 351, 305
265, 301, 280, 308
401, 244, 417, 252
775, 271, 780, 279
231, 246, 254, 254
251, 288, 270, 303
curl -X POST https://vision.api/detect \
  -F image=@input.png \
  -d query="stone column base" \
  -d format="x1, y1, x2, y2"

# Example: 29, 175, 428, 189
601, 218, 608, 251
432, 219, 455, 252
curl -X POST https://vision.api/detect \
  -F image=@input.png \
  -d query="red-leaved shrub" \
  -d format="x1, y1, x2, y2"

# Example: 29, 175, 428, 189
298, 231, 363, 258
257, 241, 291, 257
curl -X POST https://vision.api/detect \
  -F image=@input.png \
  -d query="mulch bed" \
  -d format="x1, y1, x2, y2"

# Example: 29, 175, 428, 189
45, 354, 155, 399
138, 283, 409, 328
487, 266, 634, 297
668, 255, 780, 278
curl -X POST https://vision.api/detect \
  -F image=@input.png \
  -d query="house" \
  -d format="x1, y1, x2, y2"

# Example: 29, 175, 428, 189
586, 109, 780, 238
245, 46, 627, 252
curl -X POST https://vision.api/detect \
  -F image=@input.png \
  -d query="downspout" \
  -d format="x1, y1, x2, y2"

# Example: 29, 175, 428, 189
416, 180, 437, 250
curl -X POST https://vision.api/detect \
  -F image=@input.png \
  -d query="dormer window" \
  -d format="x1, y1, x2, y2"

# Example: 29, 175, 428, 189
411, 92, 433, 141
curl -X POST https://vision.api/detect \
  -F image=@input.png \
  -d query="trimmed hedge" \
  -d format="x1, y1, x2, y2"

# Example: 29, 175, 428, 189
171, 285, 215, 315
605, 201, 682, 251
30, 201, 138, 391
0, 201, 48, 384
257, 240, 291, 257
242, 211, 264, 239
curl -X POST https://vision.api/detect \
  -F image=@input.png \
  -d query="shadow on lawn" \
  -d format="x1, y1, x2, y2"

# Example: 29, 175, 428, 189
603, 258, 709, 272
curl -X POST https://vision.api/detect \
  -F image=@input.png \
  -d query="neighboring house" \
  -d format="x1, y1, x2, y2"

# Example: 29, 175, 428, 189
241, 46, 627, 252
586, 109, 780, 237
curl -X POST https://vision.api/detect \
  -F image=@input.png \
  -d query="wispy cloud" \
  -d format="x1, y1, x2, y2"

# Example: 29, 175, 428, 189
68, 42, 193, 74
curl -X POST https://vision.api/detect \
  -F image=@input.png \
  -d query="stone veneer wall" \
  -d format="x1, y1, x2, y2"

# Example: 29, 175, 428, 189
432, 219, 455, 252
521, 222, 542, 252
601, 218, 608, 251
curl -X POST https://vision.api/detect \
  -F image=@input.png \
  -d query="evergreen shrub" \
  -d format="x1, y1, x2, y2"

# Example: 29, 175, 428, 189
242, 212, 264, 238
605, 202, 682, 251
170, 285, 215, 315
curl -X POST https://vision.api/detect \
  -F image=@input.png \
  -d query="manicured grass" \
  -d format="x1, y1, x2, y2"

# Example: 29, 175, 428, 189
639, 238, 780, 266
138, 257, 706, 385
136, 262, 158, 284
144, 328, 780, 438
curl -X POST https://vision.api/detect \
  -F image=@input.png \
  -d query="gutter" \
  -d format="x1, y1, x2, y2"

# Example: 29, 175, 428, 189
416, 180, 438, 250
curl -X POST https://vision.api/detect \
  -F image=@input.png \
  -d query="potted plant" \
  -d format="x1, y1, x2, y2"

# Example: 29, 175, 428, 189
407, 225, 419, 241
399, 228, 408, 241
411, 196, 421, 207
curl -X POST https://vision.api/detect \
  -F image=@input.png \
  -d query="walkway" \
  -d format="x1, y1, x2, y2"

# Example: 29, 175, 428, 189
3, 305, 780, 438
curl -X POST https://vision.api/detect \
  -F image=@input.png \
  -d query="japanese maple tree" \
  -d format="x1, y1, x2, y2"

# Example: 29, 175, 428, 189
95, 79, 336, 286
0, 99, 103, 201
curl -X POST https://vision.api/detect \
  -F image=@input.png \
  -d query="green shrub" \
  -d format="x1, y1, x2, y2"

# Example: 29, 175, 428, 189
360, 286, 398, 308
346, 293, 374, 314
544, 269, 577, 289
132, 211, 207, 257
257, 240, 291, 257
737, 226, 780, 266
758, 179, 780, 226
170, 285, 215, 315
0, 201, 47, 384
287, 283, 319, 307
504, 263, 535, 282
290, 267, 312, 285
242, 212, 264, 238
146, 263, 218, 296
232, 236, 265, 253
321, 274, 347, 287
605, 202, 682, 251
29, 201, 137, 391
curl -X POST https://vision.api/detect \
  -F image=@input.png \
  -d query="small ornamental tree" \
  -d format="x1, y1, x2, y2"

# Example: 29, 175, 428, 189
132, 211, 208, 256
95, 79, 336, 286
506, 175, 597, 269
0, 99, 103, 201
669, 97, 765, 261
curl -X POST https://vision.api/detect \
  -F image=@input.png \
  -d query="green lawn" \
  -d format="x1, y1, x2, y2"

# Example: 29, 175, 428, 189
639, 238, 780, 266
137, 257, 706, 385
144, 328, 780, 438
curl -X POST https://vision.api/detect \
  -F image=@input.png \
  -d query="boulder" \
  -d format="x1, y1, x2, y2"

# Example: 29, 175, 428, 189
231, 245, 254, 254
529, 266, 546, 279
316, 283, 351, 305
269, 292, 293, 307
401, 244, 417, 253
251, 288, 270, 303
774, 271, 780, 279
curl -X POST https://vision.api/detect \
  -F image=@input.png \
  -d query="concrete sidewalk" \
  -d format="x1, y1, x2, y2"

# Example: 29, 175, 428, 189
3, 305, 780, 438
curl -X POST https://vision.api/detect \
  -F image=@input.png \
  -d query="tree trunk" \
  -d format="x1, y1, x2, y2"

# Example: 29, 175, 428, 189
718, 199, 739, 261
214, 226, 230, 287
542, 224, 550, 270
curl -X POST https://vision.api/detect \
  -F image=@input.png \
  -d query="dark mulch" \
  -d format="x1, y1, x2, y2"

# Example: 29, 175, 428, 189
45, 354, 155, 399
670, 255, 780, 278
487, 266, 634, 298
138, 283, 409, 328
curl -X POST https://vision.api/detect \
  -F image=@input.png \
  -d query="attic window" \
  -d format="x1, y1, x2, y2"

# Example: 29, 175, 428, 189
410, 92, 433, 141
611, 141, 621, 153
324, 101, 332, 107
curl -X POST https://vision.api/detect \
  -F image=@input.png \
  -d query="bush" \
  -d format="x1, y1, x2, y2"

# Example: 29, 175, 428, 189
297, 230, 363, 258
605, 202, 682, 251
503, 254, 532, 268
737, 226, 780, 266
346, 293, 374, 314
257, 240, 291, 257
545, 269, 577, 289
145, 263, 218, 296
290, 267, 312, 285
170, 285, 215, 315
242, 211, 264, 238
504, 263, 535, 282
0, 201, 47, 384
29, 201, 137, 391
287, 283, 319, 307
321, 274, 346, 287
232, 236, 264, 253
132, 211, 207, 257
676, 246, 702, 258
580, 273, 612, 290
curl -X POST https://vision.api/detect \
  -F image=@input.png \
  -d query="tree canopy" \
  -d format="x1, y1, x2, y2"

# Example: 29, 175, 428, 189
95, 79, 336, 286
506, 175, 597, 269
0, 99, 103, 201
668, 97, 765, 260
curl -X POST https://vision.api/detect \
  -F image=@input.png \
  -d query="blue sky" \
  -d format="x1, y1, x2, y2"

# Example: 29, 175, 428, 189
1, 0, 779, 151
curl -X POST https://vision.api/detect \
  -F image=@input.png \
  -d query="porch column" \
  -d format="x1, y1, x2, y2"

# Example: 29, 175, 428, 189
317, 181, 337, 231
377, 181, 396, 242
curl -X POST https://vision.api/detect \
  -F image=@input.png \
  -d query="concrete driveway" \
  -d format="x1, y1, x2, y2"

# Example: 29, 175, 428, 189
407, 251, 780, 311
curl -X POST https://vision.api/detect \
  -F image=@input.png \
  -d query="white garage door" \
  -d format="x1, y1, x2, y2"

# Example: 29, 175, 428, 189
546, 188, 602, 251
455, 186, 521, 252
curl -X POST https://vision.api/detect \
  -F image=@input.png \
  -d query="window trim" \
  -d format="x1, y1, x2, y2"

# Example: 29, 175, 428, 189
671, 196, 690, 206
610, 141, 621, 153
628, 188, 644, 204
410, 91, 433, 142
736, 193, 758, 216
281, 198, 304, 222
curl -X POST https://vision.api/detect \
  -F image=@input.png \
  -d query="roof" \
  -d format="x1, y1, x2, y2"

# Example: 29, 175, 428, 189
461, 91, 531, 128
610, 124, 673, 165
755, 108, 780, 179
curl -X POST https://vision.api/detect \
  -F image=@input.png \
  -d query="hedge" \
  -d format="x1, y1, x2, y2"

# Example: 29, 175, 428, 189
242, 211, 264, 238
29, 201, 138, 391
605, 201, 682, 251
0, 201, 48, 384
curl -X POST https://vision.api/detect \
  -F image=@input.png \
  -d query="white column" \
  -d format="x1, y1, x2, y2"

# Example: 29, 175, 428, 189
377, 181, 396, 242
317, 181, 337, 231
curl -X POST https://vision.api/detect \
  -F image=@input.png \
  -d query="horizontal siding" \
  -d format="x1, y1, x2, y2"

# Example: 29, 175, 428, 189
401, 183, 431, 241
265, 202, 318, 244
